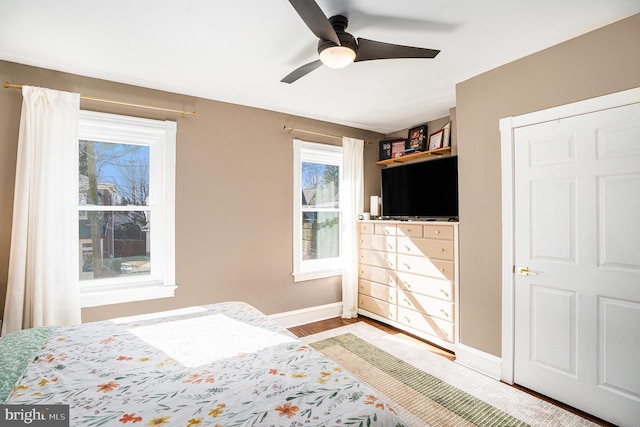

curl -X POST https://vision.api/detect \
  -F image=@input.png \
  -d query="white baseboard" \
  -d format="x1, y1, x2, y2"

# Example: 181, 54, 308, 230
269, 302, 343, 328
455, 343, 502, 380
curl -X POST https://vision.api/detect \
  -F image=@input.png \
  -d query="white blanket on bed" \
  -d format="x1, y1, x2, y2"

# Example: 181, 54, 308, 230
3, 302, 406, 426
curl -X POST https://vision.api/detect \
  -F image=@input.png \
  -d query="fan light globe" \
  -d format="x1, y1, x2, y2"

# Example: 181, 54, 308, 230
319, 46, 356, 69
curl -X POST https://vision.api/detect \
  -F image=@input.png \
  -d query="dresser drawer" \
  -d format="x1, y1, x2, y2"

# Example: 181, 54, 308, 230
423, 224, 454, 240
375, 223, 396, 236
397, 307, 454, 343
359, 294, 397, 321
358, 264, 396, 287
397, 223, 423, 238
396, 271, 453, 301
359, 222, 375, 235
397, 290, 454, 321
396, 237, 454, 261
359, 280, 397, 304
360, 249, 396, 270
397, 254, 455, 281
359, 234, 396, 252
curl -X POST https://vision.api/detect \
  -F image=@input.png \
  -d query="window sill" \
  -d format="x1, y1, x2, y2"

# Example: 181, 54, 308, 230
80, 281, 177, 307
292, 269, 342, 283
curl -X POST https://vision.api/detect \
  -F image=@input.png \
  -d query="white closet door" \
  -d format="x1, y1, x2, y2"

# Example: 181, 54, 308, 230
513, 102, 640, 427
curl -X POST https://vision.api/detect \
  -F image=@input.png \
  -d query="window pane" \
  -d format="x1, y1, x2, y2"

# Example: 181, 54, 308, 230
79, 211, 150, 280
301, 212, 339, 261
79, 140, 150, 206
301, 162, 339, 208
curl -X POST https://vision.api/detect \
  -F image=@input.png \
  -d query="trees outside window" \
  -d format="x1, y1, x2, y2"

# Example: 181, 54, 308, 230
79, 140, 151, 279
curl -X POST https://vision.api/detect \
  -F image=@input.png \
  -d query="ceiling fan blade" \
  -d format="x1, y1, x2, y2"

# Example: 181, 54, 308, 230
355, 38, 440, 62
288, 0, 340, 45
281, 59, 323, 84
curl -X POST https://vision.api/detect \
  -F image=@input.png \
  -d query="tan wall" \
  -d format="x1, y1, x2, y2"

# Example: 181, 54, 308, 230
2, 13, 639, 349
0, 61, 383, 322
456, 13, 640, 356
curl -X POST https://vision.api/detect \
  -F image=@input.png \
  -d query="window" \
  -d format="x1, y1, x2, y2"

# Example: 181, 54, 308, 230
293, 140, 343, 281
78, 110, 176, 307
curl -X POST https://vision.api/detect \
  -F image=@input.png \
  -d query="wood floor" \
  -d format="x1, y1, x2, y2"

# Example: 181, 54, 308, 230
288, 314, 456, 361
289, 316, 615, 427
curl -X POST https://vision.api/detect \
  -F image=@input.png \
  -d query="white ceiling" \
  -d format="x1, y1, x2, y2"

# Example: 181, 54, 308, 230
1, 1, 638, 134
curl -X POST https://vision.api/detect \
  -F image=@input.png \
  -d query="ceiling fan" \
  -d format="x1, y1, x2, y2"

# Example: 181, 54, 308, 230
281, 0, 441, 84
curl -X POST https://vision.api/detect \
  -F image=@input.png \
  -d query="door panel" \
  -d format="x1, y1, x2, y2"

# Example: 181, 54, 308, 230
530, 178, 576, 263
598, 173, 640, 269
529, 132, 576, 166
598, 297, 640, 401
513, 101, 640, 426
596, 122, 640, 159
530, 284, 577, 377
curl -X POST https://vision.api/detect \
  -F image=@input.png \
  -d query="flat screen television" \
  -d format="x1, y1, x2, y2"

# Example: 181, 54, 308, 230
381, 155, 458, 220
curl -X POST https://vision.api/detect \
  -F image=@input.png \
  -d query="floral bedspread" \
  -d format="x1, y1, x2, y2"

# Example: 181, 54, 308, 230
3, 301, 406, 426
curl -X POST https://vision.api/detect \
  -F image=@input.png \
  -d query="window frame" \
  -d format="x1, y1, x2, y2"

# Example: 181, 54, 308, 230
78, 110, 176, 307
292, 139, 343, 282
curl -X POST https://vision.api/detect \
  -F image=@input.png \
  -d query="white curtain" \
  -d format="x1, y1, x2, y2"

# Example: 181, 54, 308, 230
341, 137, 364, 318
2, 86, 81, 335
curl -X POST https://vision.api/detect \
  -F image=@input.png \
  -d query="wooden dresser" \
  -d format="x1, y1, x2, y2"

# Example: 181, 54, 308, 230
357, 220, 458, 351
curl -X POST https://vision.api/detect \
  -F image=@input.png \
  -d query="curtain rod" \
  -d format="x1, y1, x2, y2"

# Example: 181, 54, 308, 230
3, 81, 197, 118
284, 125, 373, 145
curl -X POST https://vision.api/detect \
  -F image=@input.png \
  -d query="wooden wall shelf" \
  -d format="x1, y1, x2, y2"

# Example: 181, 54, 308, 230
376, 147, 451, 166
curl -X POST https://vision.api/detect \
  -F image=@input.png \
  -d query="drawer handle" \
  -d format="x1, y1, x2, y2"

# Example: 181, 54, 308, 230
404, 281, 411, 289
405, 245, 411, 251
435, 230, 440, 234
441, 248, 445, 252
440, 289, 449, 297
440, 309, 449, 317
440, 268, 445, 272
403, 263, 411, 270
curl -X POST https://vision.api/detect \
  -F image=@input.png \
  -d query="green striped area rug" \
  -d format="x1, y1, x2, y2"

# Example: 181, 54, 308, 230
311, 333, 526, 427
305, 324, 599, 427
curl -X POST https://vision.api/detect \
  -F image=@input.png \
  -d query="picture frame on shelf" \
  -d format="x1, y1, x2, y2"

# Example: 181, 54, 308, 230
407, 125, 427, 151
380, 138, 408, 160
379, 140, 392, 160
391, 139, 407, 158
442, 122, 451, 148
428, 129, 445, 151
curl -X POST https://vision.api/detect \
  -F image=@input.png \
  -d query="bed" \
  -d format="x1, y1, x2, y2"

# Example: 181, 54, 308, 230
0, 301, 406, 426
